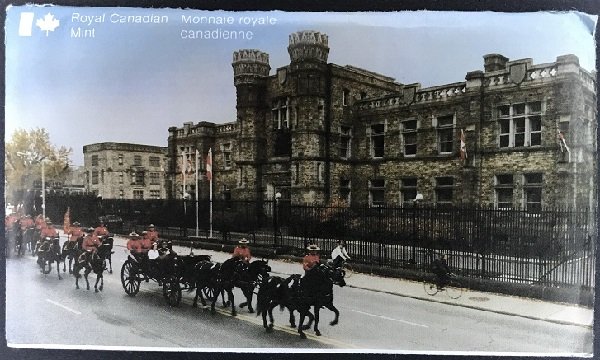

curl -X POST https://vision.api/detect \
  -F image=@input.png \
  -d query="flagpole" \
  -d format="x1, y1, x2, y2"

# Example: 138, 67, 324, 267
195, 149, 199, 237
182, 152, 186, 217
208, 148, 213, 239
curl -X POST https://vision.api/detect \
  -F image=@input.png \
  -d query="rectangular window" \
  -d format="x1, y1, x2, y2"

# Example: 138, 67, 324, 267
149, 172, 160, 185
133, 190, 144, 200
402, 120, 417, 156
370, 123, 385, 158
272, 98, 289, 130
437, 115, 454, 154
316, 162, 324, 183
495, 174, 514, 209
119, 172, 124, 185
401, 178, 418, 205
524, 173, 543, 212
133, 171, 144, 186
134, 155, 142, 166
118, 154, 123, 165
222, 143, 232, 169
150, 190, 161, 199
91, 170, 98, 185
369, 179, 385, 207
342, 89, 350, 106
149, 156, 160, 167
497, 101, 543, 148
340, 126, 352, 158
340, 179, 351, 204
91, 155, 98, 167
435, 177, 454, 205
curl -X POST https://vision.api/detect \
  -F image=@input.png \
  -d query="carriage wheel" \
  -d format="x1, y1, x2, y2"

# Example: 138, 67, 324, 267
423, 279, 438, 296
121, 259, 141, 296
163, 278, 182, 307
202, 286, 216, 301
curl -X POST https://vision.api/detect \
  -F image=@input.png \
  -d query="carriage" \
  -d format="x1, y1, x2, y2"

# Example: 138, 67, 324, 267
120, 246, 212, 307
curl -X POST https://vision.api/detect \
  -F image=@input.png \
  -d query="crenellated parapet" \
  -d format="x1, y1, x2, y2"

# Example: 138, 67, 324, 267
232, 49, 271, 85
288, 30, 329, 63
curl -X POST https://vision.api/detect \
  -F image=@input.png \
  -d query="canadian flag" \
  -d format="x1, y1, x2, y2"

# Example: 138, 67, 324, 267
460, 129, 467, 160
206, 148, 213, 181
558, 130, 570, 153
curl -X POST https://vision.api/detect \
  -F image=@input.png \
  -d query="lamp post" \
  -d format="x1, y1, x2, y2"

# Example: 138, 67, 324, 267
273, 192, 281, 247
411, 193, 424, 265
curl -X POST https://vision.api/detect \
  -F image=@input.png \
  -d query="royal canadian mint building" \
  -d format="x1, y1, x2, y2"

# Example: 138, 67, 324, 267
167, 30, 597, 210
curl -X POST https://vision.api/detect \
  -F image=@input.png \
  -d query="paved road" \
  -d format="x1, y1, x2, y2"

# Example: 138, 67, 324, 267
5, 238, 593, 354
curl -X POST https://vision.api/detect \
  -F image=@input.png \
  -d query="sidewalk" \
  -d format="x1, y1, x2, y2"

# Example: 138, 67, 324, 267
111, 235, 593, 329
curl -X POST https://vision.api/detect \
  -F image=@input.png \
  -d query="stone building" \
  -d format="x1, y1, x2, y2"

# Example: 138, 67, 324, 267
167, 30, 597, 210
83, 142, 168, 199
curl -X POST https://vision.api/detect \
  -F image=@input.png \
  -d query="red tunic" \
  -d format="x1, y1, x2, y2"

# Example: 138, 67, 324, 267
145, 230, 159, 245
82, 235, 101, 252
20, 217, 35, 231
94, 226, 109, 237
232, 246, 252, 263
140, 237, 153, 251
68, 227, 84, 242
303, 254, 320, 271
40, 226, 58, 239
35, 216, 46, 230
127, 239, 144, 253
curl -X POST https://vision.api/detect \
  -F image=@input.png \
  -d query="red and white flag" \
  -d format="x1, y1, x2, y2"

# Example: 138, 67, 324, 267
206, 148, 213, 181
558, 130, 570, 153
460, 129, 467, 160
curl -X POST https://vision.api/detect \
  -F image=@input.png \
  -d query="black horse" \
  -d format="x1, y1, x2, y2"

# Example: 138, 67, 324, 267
36, 236, 63, 280
192, 260, 228, 313
257, 264, 345, 338
97, 235, 114, 273
73, 238, 113, 292
234, 259, 271, 313
62, 237, 83, 274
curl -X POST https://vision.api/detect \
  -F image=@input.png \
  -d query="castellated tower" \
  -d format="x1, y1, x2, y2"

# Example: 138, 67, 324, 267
288, 30, 331, 204
232, 49, 270, 200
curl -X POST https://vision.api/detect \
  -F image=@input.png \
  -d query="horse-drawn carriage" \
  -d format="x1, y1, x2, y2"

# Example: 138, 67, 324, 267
120, 246, 211, 307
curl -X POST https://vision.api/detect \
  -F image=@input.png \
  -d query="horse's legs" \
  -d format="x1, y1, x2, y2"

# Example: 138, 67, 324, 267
228, 288, 236, 316
313, 305, 321, 336
94, 273, 103, 292
108, 255, 113, 274
241, 288, 254, 313
210, 287, 218, 314
302, 309, 314, 330
74, 266, 80, 289
325, 303, 339, 326
288, 308, 297, 328
298, 310, 307, 339
84, 269, 90, 290
56, 260, 62, 280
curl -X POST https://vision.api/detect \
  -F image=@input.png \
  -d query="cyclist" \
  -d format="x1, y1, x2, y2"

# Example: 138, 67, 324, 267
330, 240, 351, 268
431, 254, 452, 290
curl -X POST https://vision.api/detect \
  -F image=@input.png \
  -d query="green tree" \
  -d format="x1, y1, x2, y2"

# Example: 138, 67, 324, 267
5, 128, 72, 203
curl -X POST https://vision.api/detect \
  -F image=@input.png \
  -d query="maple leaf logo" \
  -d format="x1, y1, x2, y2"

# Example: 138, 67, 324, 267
36, 13, 60, 36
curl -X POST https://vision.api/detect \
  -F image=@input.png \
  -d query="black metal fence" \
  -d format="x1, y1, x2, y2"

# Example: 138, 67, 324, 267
45, 195, 596, 290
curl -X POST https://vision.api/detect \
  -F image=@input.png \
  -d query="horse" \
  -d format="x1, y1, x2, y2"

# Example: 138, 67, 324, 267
73, 238, 113, 292
97, 235, 114, 273
192, 260, 229, 313
36, 236, 63, 280
256, 274, 315, 333
257, 264, 345, 338
62, 237, 83, 274
234, 259, 271, 313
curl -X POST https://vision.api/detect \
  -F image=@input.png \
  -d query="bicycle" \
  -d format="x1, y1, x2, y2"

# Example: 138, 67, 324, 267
342, 261, 355, 278
423, 275, 463, 299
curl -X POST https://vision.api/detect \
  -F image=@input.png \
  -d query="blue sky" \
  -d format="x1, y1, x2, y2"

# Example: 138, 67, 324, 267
5, 6, 597, 165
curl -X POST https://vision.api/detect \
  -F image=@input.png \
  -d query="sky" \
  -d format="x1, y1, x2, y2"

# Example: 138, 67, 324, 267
5, 6, 598, 166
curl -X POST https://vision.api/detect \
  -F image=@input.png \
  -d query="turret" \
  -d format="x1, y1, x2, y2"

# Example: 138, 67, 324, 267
288, 30, 329, 64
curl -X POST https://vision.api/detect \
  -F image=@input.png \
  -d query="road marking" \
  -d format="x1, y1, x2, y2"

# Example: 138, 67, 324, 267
45, 299, 82, 315
348, 308, 428, 328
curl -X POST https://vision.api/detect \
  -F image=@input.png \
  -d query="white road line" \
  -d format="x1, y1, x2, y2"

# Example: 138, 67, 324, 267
45, 299, 82, 315
349, 309, 428, 328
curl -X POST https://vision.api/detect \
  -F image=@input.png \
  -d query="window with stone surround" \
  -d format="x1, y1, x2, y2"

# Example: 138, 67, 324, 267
134, 155, 142, 166
272, 98, 289, 130
498, 101, 542, 148
436, 114, 454, 154
370, 123, 386, 158
340, 126, 352, 158
435, 177, 454, 205
133, 171, 145, 186
222, 143, 232, 169
342, 88, 350, 106
369, 179, 385, 207
340, 179, 351, 204
523, 173, 543, 212
149, 190, 161, 199
401, 178, 418, 205
495, 174, 514, 209
91, 170, 98, 185
133, 190, 144, 199
149, 156, 160, 167
91, 155, 98, 167
402, 120, 418, 156
149, 172, 160, 185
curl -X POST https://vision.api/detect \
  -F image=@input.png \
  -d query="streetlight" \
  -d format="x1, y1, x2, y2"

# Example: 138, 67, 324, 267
273, 192, 282, 247
411, 193, 424, 265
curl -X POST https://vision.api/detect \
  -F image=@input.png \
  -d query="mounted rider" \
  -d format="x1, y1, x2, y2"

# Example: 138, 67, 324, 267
79, 227, 101, 264
232, 238, 252, 264
303, 244, 321, 272
94, 221, 109, 238
64, 221, 84, 251
20, 214, 35, 252
40, 219, 59, 239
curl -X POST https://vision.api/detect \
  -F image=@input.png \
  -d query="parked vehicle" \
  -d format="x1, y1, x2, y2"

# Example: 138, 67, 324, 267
99, 215, 123, 233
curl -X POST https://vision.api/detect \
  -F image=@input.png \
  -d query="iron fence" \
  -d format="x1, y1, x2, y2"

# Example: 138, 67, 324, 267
45, 195, 596, 289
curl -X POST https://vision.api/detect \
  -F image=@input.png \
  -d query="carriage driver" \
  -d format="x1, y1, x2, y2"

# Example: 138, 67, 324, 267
126, 232, 145, 254
145, 224, 159, 247
232, 238, 252, 263
94, 221, 109, 238
303, 244, 321, 272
